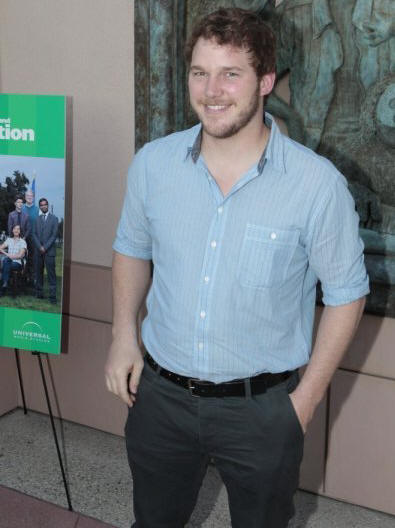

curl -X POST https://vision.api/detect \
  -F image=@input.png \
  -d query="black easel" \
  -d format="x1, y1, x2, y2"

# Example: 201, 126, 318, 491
14, 348, 73, 511
14, 349, 27, 414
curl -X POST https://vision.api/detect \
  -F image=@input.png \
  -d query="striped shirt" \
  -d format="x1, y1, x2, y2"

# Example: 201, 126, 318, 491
113, 114, 369, 382
3, 237, 27, 265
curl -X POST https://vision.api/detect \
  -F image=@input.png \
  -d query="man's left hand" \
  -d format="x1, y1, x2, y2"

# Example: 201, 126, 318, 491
288, 391, 315, 434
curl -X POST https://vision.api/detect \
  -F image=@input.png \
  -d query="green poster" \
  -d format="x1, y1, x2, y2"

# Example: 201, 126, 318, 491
0, 94, 66, 354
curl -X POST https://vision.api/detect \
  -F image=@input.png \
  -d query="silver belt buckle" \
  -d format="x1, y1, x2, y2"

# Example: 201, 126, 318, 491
188, 378, 199, 397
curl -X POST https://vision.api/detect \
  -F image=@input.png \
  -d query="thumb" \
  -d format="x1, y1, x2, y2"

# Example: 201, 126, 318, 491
129, 361, 144, 395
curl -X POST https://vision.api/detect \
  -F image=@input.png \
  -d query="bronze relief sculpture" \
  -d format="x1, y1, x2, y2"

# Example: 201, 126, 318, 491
135, 0, 395, 315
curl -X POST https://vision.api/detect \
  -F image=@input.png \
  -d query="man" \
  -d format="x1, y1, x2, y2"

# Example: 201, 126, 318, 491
33, 198, 58, 304
22, 189, 39, 227
22, 189, 39, 284
106, 8, 369, 528
8, 194, 30, 239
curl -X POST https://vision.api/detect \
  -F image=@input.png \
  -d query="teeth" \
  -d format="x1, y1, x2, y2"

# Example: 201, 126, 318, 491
207, 105, 227, 110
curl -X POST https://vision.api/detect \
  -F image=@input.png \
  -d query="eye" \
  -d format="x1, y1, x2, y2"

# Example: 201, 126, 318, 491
191, 71, 206, 78
225, 72, 239, 79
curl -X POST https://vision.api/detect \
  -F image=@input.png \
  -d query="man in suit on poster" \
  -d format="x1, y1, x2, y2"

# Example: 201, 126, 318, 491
22, 189, 39, 285
8, 194, 30, 239
33, 197, 58, 304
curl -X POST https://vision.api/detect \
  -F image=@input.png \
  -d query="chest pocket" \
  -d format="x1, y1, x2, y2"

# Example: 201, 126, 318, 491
238, 225, 300, 288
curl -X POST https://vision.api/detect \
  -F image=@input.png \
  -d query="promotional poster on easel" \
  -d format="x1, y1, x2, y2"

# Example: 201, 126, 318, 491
0, 94, 66, 354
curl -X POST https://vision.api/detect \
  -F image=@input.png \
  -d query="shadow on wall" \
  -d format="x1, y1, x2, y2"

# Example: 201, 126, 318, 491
61, 96, 74, 354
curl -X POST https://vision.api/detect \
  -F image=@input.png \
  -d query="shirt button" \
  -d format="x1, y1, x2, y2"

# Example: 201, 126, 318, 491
270, 232, 277, 240
210, 240, 217, 248
200, 310, 206, 319
198, 342, 203, 350
217, 206, 223, 214
204, 276, 210, 283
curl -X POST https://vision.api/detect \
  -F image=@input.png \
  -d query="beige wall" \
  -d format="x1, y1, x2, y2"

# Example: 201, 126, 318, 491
1, 0, 395, 518
0, 0, 134, 267
0, 352, 17, 416
0, 0, 132, 443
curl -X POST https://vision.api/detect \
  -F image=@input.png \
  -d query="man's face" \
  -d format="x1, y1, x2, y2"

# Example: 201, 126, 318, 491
25, 191, 34, 205
15, 198, 23, 212
39, 201, 49, 214
188, 38, 272, 139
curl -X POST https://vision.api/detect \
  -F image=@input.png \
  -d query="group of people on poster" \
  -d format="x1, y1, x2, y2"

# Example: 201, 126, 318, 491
0, 189, 59, 303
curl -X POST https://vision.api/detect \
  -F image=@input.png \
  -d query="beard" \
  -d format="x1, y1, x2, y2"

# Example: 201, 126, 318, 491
192, 84, 261, 139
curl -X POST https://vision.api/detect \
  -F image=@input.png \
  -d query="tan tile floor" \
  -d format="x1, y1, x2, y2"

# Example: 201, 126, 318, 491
1, 409, 395, 528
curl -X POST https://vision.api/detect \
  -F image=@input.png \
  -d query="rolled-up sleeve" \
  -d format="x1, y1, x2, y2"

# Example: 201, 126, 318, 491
112, 147, 152, 260
308, 176, 370, 306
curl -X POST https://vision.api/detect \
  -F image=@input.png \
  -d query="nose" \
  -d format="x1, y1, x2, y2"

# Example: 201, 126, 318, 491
204, 75, 223, 99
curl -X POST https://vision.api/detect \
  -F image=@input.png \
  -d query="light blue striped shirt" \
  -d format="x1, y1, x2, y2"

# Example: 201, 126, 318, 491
114, 114, 369, 383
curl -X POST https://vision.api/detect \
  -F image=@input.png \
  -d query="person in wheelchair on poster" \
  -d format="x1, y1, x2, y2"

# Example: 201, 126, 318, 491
0, 224, 27, 295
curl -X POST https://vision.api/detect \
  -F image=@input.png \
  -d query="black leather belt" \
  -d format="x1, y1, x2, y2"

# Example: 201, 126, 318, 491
145, 352, 293, 397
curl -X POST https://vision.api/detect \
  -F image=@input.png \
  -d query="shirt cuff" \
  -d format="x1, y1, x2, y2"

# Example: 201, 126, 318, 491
322, 282, 370, 306
112, 240, 152, 260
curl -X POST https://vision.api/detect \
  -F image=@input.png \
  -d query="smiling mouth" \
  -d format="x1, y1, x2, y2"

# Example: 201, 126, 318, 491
204, 104, 231, 112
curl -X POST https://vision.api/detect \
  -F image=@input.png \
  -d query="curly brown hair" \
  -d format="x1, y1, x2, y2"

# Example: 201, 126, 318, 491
185, 8, 276, 78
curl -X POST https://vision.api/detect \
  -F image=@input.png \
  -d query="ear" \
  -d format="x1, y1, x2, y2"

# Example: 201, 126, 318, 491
259, 72, 276, 97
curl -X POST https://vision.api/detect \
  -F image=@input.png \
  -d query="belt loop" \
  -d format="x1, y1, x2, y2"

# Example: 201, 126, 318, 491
244, 378, 252, 399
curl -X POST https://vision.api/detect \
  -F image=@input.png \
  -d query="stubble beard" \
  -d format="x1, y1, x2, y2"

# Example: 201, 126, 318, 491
194, 84, 261, 140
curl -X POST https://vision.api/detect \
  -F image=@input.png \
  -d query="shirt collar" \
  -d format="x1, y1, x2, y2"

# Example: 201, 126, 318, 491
186, 112, 286, 175
263, 112, 286, 174
189, 129, 202, 163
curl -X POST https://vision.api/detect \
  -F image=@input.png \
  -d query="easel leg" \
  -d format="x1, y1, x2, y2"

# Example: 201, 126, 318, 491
33, 351, 73, 511
14, 348, 27, 414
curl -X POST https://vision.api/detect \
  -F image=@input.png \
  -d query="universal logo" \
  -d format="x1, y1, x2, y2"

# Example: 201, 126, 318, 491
13, 321, 51, 343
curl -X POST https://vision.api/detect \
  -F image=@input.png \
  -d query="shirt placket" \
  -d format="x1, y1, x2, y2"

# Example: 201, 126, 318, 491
193, 167, 228, 375
191, 155, 266, 378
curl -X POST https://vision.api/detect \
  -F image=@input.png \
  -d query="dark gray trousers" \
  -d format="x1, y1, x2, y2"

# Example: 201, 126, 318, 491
126, 361, 304, 528
35, 252, 56, 300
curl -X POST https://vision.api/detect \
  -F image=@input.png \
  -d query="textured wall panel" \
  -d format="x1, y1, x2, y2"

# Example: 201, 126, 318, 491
16, 316, 127, 436
326, 370, 395, 515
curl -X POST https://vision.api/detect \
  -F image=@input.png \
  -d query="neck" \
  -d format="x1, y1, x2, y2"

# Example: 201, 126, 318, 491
201, 119, 270, 172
